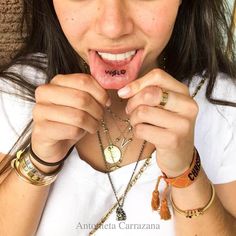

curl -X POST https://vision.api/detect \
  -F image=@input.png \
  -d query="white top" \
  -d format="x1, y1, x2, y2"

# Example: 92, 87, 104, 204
0, 64, 236, 236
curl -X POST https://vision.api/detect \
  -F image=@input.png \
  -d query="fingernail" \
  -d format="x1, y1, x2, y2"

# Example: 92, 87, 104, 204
106, 98, 112, 107
118, 87, 131, 97
125, 106, 129, 114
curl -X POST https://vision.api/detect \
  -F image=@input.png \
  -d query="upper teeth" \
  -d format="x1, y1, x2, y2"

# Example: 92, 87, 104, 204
97, 50, 136, 61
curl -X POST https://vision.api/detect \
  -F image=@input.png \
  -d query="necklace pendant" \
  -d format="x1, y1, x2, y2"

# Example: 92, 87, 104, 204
116, 207, 127, 221
121, 138, 133, 149
104, 145, 121, 164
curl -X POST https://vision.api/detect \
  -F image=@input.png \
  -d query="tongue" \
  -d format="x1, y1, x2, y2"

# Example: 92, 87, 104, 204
88, 50, 144, 89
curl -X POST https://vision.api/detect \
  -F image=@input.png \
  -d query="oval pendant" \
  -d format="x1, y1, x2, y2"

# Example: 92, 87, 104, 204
104, 145, 121, 164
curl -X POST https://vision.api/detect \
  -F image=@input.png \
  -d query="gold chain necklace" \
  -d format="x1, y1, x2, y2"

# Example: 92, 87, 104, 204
89, 154, 152, 236
106, 107, 134, 149
101, 112, 133, 170
191, 75, 207, 98
97, 128, 147, 220
101, 119, 122, 168
89, 75, 207, 235
100, 119, 127, 170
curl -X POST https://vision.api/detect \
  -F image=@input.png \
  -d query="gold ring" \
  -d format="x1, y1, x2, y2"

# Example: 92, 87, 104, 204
160, 89, 169, 107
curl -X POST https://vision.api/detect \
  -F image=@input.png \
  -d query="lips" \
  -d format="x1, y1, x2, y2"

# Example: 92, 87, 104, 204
88, 49, 144, 89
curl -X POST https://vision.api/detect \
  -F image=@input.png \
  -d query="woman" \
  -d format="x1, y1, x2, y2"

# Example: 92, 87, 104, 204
0, 0, 236, 235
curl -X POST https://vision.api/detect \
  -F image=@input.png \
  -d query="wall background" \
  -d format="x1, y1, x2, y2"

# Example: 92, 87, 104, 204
0, 0, 25, 66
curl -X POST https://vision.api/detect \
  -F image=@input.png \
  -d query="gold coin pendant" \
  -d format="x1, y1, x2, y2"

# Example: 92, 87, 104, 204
104, 145, 121, 164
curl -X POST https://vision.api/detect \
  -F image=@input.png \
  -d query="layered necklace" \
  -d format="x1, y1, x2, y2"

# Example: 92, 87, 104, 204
100, 107, 133, 171
97, 107, 147, 221
90, 75, 207, 235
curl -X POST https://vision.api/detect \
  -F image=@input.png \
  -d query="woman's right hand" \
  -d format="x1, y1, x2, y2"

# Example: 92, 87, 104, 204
31, 73, 110, 168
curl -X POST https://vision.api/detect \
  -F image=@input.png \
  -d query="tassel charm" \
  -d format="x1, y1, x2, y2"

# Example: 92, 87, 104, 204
151, 190, 160, 210
151, 148, 201, 221
151, 175, 172, 220
160, 199, 171, 220
151, 176, 162, 211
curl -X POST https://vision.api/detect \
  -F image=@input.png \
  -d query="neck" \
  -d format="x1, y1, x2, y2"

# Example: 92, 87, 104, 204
106, 89, 128, 118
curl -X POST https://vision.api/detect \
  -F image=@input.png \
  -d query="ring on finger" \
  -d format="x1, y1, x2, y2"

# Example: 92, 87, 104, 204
159, 89, 169, 107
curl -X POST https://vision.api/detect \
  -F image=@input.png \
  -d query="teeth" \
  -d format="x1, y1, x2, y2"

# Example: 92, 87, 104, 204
97, 50, 136, 61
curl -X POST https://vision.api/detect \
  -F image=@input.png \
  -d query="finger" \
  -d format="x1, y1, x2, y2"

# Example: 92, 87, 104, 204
35, 84, 104, 121
126, 86, 198, 117
133, 123, 179, 149
33, 103, 99, 134
33, 120, 86, 142
51, 74, 111, 107
129, 105, 192, 135
118, 68, 189, 98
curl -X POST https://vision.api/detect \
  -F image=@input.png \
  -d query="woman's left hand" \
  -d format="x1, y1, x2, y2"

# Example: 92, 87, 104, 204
118, 68, 199, 177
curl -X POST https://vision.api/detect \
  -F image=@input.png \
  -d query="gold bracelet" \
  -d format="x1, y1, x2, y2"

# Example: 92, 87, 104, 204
11, 157, 58, 186
11, 158, 56, 186
11, 148, 62, 186
170, 182, 215, 218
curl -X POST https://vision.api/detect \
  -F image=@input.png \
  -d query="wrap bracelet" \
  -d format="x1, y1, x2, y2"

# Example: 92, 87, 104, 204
11, 149, 61, 186
29, 144, 75, 166
151, 148, 201, 220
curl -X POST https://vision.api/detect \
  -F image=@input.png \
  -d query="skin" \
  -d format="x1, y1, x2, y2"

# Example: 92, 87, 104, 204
24, 0, 184, 171
53, 0, 236, 235
53, 0, 180, 78
0, 1, 235, 235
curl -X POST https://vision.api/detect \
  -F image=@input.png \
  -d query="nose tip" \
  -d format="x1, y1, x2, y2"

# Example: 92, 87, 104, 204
95, 4, 133, 39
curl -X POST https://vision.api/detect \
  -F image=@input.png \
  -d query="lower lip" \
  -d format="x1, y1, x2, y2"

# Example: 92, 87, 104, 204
88, 49, 144, 89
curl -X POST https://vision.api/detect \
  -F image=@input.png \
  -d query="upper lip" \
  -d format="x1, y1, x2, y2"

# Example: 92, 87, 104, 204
90, 48, 140, 54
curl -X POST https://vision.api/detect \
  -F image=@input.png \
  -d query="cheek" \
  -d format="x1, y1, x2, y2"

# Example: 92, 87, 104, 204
54, 6, 90, 43
60, 15, 87, 39
137, 5, 179, 43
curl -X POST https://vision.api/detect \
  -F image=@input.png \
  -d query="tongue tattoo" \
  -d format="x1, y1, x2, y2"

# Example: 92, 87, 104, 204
105, 69, 126, 77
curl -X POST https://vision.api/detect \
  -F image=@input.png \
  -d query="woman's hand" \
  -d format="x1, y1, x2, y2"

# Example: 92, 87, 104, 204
118, 69, 199, 177
31, 73, 110, 167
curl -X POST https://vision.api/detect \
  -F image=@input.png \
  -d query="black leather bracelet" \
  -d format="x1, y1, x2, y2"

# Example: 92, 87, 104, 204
29, 144, 75, 167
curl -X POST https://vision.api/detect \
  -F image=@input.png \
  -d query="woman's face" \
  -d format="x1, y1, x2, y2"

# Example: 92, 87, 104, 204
53, 0, 182, 89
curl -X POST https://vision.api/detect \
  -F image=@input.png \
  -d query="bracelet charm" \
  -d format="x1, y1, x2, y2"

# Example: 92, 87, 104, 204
170, 183, 216, 218
185, 209, 204, 218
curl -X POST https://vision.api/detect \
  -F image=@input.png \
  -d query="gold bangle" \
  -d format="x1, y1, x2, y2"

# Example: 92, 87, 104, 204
10, 149, 61, 186
11, 158, 57, 186
11, 159, 57, 186
18, 147, 63, 176
11, 158, 37, 185
170, 182, 215, 218
19, 159, 58, 186
21, 167, 57, 183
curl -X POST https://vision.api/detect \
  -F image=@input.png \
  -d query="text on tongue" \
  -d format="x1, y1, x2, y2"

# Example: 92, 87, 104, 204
105, 69, 126, 76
